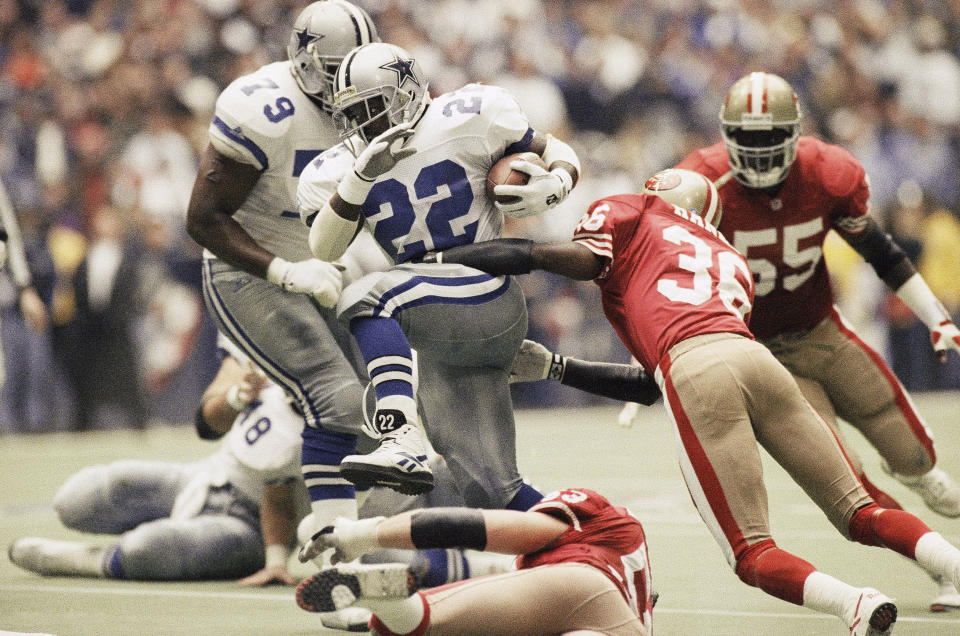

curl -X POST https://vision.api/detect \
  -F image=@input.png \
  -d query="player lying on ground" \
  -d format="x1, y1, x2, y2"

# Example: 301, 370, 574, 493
296, 487, 654, 636
424, 167, 960, 636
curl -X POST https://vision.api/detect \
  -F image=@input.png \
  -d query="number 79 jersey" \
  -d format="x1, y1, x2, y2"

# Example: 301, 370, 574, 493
298, 83, 535, 263
573, 193, 755, 373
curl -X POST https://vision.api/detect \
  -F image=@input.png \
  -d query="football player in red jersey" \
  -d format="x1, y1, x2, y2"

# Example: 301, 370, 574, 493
674, 71, 960, 611
296, 488, 653, 635
416, 168, 960, 635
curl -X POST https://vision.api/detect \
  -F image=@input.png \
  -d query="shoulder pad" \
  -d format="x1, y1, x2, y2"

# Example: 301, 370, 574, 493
802, 137, 866, 199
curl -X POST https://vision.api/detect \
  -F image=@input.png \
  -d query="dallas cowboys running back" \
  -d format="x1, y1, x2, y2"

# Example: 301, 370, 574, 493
185, 1, 382, 550
296, 42, 582, 508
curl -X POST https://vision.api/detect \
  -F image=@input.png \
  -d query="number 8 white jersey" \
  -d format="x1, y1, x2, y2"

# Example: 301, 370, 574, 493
297, 83, 535, 263
208, 61, 343, 262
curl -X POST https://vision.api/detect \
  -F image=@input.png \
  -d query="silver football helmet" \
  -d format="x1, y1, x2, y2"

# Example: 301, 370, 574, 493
287, 1, 379, 112
643, 168, 722, 228
331, 42, 430, 152
720, 72, 801, 189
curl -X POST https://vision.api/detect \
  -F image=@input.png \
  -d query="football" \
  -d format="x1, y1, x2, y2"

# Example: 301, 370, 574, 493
486, 152, 547, 204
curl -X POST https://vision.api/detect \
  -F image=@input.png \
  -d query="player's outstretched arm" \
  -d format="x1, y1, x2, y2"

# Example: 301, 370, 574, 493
301, 507, 567, 565
844, 216, 960, 361
510, 339, 661, 405
424, 239, 602, 281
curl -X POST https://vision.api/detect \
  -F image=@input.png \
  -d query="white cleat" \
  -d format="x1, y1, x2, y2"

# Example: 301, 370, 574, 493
296, 562, 414, 614
8, 537, 104, 577
848, 588, 897, 636
340, 424, 434, 495
318, 607, 374, 632
930, 576, 960, 612
883, 462, 960, 518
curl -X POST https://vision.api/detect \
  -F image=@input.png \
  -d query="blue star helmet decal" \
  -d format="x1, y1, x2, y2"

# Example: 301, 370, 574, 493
294, 28, 324, 53
379, 55, 420, 89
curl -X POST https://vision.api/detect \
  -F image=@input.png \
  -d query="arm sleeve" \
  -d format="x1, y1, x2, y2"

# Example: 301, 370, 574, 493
841, 216, 914, 288
425, 238, 534, 275
561, 358, 661, 405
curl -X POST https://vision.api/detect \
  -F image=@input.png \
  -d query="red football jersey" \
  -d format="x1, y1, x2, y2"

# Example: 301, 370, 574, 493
517, 488, 653, 622
676, 137, 870, 339
572, 193, 754, 372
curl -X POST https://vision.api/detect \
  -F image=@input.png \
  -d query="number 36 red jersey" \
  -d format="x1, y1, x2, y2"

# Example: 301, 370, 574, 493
572, 193, 755, 373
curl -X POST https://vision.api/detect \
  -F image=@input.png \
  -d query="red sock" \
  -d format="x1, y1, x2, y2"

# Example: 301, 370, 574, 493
848, 503, 931, 558
735, 539, 816, 606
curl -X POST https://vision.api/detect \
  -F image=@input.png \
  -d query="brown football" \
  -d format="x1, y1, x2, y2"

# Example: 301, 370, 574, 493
486, 151, 547, 204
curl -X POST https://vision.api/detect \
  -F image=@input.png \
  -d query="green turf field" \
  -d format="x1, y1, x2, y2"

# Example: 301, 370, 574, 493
3, 394, 960, 635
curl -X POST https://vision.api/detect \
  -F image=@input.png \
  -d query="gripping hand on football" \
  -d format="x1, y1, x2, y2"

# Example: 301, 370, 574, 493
298, 516, 385, 565
266, 257, 343, 308
932, 320, 960, 362
495, 160, 573, 219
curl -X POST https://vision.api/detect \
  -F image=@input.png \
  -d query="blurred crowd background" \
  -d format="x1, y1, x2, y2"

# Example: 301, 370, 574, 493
3, 0, 960, 432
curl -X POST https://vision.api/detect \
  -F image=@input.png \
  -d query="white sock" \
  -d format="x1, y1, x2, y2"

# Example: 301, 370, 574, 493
377, 395, 418, 427
359, 594, 425, 634
463, 549, 515, 577
801, 571, 863, 624
915, 531, 960, 588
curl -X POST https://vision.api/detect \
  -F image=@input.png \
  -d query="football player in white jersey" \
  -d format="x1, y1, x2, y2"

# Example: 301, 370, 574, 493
296, 42, 582, 509
7, 342, 309, 583
185, 1, 383, 572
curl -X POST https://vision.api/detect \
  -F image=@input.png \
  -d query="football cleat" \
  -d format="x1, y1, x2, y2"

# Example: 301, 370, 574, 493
8, 537, 104, 577
340, 424, 434, 495
882, 461, 960, 518
296, 562, 415, 613
318, 607, 374, 632
930, 576, 960, 612
849, 588, 897, 636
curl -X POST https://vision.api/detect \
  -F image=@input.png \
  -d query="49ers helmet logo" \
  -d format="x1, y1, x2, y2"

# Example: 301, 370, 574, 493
643, 171, 682, 191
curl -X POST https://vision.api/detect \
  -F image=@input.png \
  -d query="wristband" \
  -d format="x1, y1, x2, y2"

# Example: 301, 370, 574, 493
552, 168, 573, 195
547, 353, 566, 381
265, 544, 291, 568
266, 257, 290, 286
225, 384, 248, 411
336, 171, 375, 206
895, 273, 950, 330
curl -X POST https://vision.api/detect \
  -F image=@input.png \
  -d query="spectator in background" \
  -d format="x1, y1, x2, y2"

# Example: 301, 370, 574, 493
52, 205, 148, 431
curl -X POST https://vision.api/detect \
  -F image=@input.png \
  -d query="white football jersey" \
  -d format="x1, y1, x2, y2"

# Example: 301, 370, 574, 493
208, 61, 342, 262
297, 83, 534, 263
209, 383, 304, 504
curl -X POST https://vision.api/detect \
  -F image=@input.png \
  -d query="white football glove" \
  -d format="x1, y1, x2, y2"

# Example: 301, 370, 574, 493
494, 160, 572, 218
338, 122, 417, 204
618, 401, 641, 429
298, 516, 384, 565
931, 320, 960, 362
266, 257, 343, 308
510, 339, 564, 383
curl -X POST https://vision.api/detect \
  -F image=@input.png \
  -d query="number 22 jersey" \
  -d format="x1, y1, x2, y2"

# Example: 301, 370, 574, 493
573, 193, 755, 373
297, 83, 536, 264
